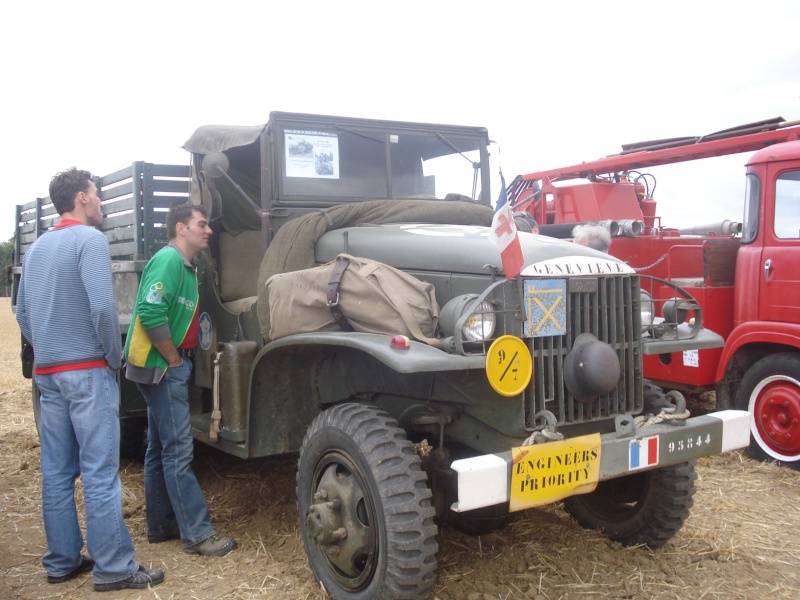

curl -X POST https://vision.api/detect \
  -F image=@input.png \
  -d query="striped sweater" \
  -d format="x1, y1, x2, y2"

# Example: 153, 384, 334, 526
15, 223, 122, 370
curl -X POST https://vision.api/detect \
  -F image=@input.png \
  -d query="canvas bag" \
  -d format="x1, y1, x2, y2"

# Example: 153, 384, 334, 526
266, 254, 440, 343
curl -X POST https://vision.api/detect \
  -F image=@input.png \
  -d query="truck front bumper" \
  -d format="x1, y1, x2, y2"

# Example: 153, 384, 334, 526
450, 409, 750, 513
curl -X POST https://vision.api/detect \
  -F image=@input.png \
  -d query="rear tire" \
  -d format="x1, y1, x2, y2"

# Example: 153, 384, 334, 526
119, 417, 147, 461
32, 380, 41, 436
735, 353, 800, 470
563, 461, 697, 548
447, 503, 515, 537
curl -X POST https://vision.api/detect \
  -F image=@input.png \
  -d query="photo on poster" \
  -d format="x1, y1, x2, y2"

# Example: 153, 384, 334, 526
285, 130, 339, 179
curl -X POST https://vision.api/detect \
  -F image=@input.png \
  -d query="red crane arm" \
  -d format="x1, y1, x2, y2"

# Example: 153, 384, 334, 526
519, 119, 800, 183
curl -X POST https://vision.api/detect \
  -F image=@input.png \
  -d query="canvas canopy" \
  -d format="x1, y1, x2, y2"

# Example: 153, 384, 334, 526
183, 123, 267, 155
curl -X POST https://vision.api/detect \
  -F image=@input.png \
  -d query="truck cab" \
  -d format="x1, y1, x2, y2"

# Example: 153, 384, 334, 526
14, 111, 751, 600
718, 140, 800, 466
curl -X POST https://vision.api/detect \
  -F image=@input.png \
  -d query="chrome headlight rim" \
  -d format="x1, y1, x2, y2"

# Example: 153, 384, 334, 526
640, 289, 655, 332
461, 299, 496, 342
439, 294, 497, 342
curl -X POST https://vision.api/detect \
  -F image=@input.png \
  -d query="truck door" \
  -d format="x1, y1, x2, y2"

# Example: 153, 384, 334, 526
758, 166, 800, 324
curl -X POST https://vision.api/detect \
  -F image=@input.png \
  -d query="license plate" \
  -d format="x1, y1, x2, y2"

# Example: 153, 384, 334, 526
509, 433, 602, 511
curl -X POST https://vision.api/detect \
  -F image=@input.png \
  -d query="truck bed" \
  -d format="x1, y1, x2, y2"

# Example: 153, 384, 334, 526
14, 162, 191, 263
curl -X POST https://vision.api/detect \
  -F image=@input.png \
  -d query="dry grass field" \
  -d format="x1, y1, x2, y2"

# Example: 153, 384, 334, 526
0, 296, 799, 599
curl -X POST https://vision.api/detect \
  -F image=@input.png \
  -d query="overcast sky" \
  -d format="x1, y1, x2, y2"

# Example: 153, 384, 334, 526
2, 0, 799, 240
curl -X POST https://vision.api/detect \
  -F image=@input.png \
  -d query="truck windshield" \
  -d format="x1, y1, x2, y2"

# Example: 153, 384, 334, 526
742, 172, 760, 244
774, 171, 800, 239
277, 123, 486, 203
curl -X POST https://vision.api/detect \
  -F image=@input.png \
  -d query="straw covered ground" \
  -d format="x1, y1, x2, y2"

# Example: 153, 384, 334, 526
0, 297, 798, 599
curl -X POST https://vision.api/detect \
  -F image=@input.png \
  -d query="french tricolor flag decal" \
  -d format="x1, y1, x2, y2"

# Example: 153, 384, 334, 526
629, 435, 659, 470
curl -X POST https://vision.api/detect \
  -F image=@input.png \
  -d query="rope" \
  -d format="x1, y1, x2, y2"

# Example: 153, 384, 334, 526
521, 429, 564, 447
634, 408, 690, 427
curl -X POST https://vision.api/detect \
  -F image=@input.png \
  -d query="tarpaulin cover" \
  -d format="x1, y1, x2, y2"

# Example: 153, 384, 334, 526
256, 199, 492, 338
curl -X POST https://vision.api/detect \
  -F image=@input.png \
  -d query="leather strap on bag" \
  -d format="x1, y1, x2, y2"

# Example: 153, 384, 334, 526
327, 256, 353, 331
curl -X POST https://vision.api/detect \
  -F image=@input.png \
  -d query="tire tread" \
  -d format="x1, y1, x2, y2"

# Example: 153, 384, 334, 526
297, 403, 438, 599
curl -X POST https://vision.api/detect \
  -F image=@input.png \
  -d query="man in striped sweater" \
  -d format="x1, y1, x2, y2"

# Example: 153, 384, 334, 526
16, 168, 164, 592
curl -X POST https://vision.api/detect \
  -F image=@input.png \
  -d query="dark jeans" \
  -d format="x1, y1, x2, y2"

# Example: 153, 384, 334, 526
137, 359, 215, 547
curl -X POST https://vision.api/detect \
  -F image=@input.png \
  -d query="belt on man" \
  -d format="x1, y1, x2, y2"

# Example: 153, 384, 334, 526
178, 348, 195, 358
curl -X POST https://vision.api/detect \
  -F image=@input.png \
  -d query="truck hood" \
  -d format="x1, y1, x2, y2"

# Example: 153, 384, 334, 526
315, 223, 631, 276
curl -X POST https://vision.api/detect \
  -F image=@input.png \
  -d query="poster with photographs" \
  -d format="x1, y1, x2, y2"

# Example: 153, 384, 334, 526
285, 130, 339, 179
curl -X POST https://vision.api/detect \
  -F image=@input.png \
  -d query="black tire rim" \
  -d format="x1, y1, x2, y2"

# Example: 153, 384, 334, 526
307, 449, 378, 592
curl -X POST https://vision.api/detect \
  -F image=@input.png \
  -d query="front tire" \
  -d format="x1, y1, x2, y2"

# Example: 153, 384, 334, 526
736, 353, 800, 470
642, 381, 670, 414
563, 461, 697, 548
297, 403, 438, 600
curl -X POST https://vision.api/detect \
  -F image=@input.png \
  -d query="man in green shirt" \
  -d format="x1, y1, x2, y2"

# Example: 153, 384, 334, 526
125, 203, 237, 557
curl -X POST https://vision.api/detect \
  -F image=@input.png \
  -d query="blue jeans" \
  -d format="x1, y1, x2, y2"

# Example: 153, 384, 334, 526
35, 367, 138, 584
137, 359, 215, 547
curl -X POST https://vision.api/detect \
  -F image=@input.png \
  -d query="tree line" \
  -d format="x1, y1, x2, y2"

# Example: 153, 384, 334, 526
0, 237, 13, 297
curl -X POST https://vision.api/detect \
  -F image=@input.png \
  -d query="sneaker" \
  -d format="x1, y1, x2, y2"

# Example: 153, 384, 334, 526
184, 534, 238, 557
47, 555, 94, 584
147, 528, 181, 544
93, 565, 165, 592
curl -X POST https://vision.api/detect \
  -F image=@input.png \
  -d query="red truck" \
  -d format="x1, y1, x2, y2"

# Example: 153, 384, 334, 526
509, 118, 800, 470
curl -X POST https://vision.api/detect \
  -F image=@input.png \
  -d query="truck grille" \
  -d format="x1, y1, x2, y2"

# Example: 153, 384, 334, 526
525, 275, 643, 427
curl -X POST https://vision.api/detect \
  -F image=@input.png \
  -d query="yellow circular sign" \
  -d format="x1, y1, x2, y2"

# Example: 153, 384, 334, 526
486, 335, 533, 397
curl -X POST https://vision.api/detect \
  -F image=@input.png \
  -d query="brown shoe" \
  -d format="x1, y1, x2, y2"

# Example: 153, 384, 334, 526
184, 534, 237, 557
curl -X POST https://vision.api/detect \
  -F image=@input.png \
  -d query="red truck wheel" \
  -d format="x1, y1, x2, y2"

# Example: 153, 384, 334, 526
737, 353, 800, 470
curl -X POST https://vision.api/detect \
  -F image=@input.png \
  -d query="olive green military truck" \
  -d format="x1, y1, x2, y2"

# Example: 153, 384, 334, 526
13, 112, 751, 600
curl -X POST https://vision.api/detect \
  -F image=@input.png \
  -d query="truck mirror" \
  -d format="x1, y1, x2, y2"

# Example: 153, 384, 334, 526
202, 152, 230, 178
201, 151, 262, 218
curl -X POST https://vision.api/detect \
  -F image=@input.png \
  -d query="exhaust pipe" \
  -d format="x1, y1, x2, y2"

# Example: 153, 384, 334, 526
678, 220, 742, 236
595, 220, 620, 236
537, 220, 620, 239
618, 219, 644, 237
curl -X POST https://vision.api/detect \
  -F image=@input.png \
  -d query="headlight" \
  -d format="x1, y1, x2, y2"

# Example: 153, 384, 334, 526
662, 297, 692, 324
640, 290, 655, 331
462, 300, 496, 341
439, 295, 497, 342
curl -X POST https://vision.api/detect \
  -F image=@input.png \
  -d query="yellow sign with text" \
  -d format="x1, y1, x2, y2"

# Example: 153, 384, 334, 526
485, 335, 533, 397
509, 433, 602, 511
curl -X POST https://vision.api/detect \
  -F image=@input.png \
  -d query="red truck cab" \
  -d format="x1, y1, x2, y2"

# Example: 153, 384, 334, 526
510, 119, 800, 469
717, 140, 800, 466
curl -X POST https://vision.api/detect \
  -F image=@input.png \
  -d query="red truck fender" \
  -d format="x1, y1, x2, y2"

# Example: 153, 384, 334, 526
716, 321, 800, 383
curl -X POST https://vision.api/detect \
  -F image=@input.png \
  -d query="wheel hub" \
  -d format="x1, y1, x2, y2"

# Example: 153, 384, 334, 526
753, 378, 800, 456
307, 457, 376, 583
306, 500, 344, 545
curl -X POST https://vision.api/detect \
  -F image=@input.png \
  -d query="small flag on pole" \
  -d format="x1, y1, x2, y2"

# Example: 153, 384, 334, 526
489, 171, 524, 280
